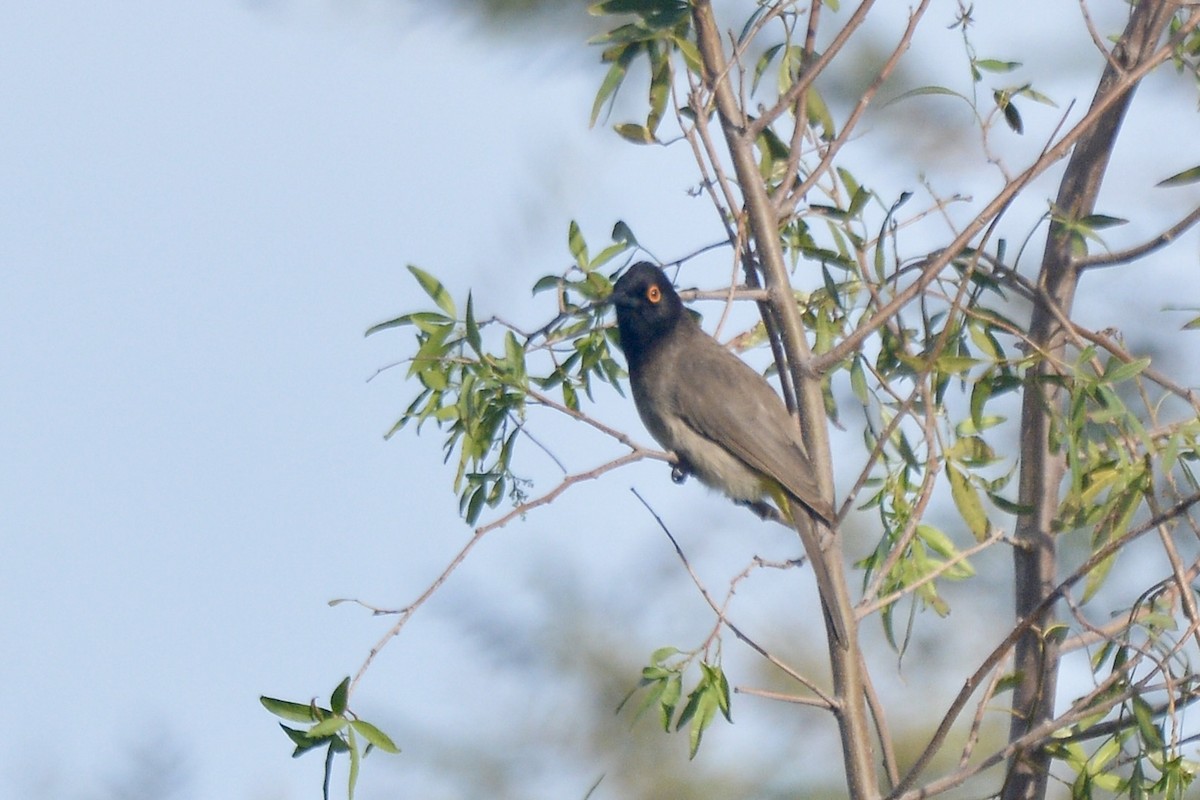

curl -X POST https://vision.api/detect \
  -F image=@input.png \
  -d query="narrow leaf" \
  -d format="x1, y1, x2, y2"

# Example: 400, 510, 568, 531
591, 45, 636, 126
261, 696, 321, 723
1104, 356, 1151, 384
330, 677, 350, 716
614, 123, 655, 144
1078, 213, 1128, 230
309, 716, 348, 738
948, 466, 989, 540
407, 265, 456, 318
351, 719, 401, 754
975, 58, 1021, 73
1157, 165, 1200, 187
342, 725, 358, 800
568, 220, 588, 269
464, 293, 482, 355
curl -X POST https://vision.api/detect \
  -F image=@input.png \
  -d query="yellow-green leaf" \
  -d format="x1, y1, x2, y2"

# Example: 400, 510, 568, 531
948, 465, 989, 540
407, 265, 456, 318
351, 720, 401, 754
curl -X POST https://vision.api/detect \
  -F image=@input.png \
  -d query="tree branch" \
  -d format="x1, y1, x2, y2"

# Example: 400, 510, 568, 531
1004, 5, 1184, 798
692, 2, 878, 796
1073, 204, 1200, 270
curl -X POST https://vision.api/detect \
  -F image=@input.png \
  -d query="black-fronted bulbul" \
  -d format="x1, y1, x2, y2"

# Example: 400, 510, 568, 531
611, 261, 847, 645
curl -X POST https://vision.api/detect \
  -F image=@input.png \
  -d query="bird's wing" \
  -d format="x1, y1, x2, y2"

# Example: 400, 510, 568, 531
672, 331, 836, 524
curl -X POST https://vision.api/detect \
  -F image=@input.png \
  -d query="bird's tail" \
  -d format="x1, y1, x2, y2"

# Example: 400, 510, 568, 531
774, 487, 850, 648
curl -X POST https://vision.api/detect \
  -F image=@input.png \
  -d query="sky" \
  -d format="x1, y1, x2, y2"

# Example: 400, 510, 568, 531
2, 2, 1198, 799
0, 3, 714, 798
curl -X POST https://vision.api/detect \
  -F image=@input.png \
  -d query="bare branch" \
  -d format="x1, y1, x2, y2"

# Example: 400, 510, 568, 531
630, 488, 837, 709
1074, 204, 1200, 270
349, 450, 659, 692
748, 0, 878, 137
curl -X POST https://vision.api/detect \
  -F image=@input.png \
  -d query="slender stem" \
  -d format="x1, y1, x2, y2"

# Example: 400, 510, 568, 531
692, 3, 878, 796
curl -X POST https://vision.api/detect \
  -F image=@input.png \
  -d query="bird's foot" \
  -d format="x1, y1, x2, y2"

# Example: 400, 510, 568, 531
738, 499, 789, 526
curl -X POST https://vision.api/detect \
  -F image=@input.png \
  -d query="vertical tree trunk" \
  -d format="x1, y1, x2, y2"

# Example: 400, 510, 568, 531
690, 3, 878, 797
1002, 4, 1177, 799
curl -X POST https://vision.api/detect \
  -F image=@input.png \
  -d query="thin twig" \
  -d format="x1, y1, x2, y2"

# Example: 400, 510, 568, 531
348, 450, 659, 692
1074, 204, 1200, 270
630, 487, 837, 709
813, 12, 1200, 374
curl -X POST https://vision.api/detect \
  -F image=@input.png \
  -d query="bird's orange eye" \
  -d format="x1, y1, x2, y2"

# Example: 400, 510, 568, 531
646, 284, 662, 304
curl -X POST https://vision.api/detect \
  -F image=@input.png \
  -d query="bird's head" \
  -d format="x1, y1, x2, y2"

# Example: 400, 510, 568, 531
610, 262, 685, 363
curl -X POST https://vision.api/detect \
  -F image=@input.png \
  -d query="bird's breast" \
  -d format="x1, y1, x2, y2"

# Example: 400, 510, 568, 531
630, 364, 766, 504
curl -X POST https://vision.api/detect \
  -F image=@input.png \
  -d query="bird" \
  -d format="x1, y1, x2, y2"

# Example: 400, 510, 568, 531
610, 261, 847, 645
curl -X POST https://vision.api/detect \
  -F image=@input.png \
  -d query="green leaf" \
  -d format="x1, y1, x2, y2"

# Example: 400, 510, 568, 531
330, 677, 350, 716
347, 725, 360, 800
969, 379, 992, 430
465, 484, 486, 524
407, 265, 456, 318
805, 87, 835, 140
846, 186, 871, 218
975, 58, 1021, 73
591, 241, 631, 270
682, 687, 719, 759
675, 37, 701, 74
261, 696, 321, 723
650, 645, 680, 663
591, 44, 638, 126
1157, 164, 1200, 187
1104, 356, 1150, 384
1078, 213, 1128, 230
850, 357, 869, 404
1081, 551, 1117, 604
280, 724, 326, 757
568, 220, 588, 269
660, 674, 682, 732
365, 311, 449, 337
752, 42, 784, 94
706, 664, 732, 722
1132, 695, 1164, 749
998, 94, 1023, 134
504, 331, 526, 384
1015, 85, 1057, 107
464, 293, 482, 355
614, 122, 656, 144
886, 85, 967, 105
612, 219, 638, 245
646, 45, 671, 133
948, 465, 989, 540
308, 716, 348, 738
351, 720, 401, 754
934, 354, 981, 375
532, 275, 563, 295
915, 524, 956, 559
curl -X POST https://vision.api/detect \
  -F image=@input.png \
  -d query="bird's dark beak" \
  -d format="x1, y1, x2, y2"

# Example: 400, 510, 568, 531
609, 288, 635, 309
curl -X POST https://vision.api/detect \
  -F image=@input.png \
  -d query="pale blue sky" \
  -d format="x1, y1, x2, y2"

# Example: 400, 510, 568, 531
3, 3, 1198, 799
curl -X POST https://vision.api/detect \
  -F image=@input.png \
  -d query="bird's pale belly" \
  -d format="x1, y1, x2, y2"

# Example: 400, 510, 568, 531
634, 388, 767, 503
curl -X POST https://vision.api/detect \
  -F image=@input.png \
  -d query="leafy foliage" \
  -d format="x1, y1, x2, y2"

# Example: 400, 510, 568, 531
269, 1, 1200, 798
366, 222, 635, 523
621, 647, 733, 760
261, 678, 399, 800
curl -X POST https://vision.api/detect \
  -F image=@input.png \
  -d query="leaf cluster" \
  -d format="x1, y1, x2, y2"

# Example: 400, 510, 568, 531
261, 677, 399, 800
620, 647, 732, 760
367, 222, 637, 524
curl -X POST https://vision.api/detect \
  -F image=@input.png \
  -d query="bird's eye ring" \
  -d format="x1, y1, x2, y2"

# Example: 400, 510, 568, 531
646, 285, 662, 304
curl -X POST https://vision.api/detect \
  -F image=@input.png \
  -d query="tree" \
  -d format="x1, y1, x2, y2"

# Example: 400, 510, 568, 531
264, 1, 1200, 798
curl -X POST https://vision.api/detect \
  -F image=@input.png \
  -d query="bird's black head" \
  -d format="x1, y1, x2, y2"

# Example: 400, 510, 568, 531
611, 262, 685, 367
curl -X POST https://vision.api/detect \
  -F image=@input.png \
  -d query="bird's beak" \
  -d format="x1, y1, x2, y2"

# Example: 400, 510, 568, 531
609, 290, 635, 309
